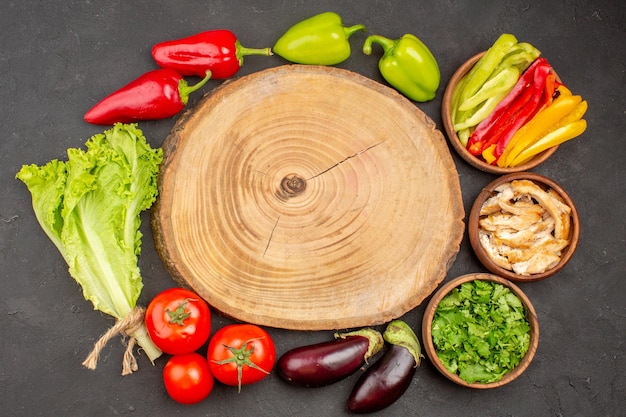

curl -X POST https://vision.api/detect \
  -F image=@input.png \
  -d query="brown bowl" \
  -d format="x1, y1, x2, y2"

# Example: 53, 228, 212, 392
468, 172, 580, 282
441, 52, 559, 174
422, 273, 539, 389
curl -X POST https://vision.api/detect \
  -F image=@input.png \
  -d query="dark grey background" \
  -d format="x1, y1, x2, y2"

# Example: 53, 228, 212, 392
1, 1, 624, 416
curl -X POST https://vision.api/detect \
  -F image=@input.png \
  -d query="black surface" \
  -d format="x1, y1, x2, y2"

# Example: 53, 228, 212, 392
1, 1, 624, 416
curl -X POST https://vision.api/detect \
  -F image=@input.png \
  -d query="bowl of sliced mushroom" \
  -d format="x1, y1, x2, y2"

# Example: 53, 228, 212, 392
468, 172, 580, 282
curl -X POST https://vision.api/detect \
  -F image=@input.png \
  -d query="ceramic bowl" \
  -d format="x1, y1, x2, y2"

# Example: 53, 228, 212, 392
468, 172, 580, 282
422, 273, 539, 389
441, 52, 559, 174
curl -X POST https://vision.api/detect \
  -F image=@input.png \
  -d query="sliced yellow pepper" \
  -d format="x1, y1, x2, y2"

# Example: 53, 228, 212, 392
497, 91, 582, 167
551, 100, 588, 129
482, 144, 497, 164
510, 119, 587, 166
556, 84, 572, 97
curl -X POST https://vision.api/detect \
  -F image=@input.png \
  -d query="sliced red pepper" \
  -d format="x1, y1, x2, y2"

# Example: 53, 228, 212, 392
152, 30, 272, 79
84, 69, 211, 125
467, 84, 533, 155
466, 58, 552, 157
491, 64, 553, 158
543, 72, 557, 105
466, 58, 545, 153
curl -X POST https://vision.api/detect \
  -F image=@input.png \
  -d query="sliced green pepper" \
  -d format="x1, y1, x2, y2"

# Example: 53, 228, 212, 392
458, 66, 519, 111
273, 12, 365, 65
451, 35, 541, 135
453, 91, 508, 134
457, 33, 518, 104
499, 42, 541, 72
363, 34, 440, 102
459, 42, 539, 114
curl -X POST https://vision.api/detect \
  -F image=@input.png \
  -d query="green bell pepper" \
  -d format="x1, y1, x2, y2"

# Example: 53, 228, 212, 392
273, 12, 365, 65
363, 33, 440, 102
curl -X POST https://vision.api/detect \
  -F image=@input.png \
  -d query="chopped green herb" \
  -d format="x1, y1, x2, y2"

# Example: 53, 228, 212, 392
431, 280, 531, 384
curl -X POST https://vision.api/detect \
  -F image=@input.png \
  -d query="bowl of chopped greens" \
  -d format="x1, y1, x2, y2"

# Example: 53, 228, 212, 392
421, 273, 539, 388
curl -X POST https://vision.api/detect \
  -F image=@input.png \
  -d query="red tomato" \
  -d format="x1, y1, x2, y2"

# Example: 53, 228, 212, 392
207, 324, 276, 391
163, 353, 214, 404
145, 287, 211, 355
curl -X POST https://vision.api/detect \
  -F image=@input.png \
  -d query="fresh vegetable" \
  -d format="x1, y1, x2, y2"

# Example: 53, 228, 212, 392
452, 33, 519, 138
481, 144, 498, 165
84, 68, 212, 125
431, 280, 531, 384
273, 11, 365, 65
277, 328, 384, 387
16, 123, 163, 374
498, 86, 588, 167
466, 57, 554, 157
362, 33, 440, 102
493, 65, 557, 159
455, 34, 519, 110
207, 324, 276, 392
145, 287, 211, 355
163, 353, 215, 405
451, 34, 541, 146
450, 34, 588, 165
509, 118, 587, 166
346, 320, 422, 414
152, 29, 272, 79
456, 65, 519, 114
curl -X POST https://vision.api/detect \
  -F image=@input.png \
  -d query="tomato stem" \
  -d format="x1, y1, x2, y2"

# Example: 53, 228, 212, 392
211, 337, 269, 393
166, 299, 191, 325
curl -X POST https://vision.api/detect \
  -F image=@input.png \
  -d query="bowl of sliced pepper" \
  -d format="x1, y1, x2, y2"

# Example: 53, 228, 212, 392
441, 33, 588, 174
468, 172, 580, 282
422, 273, 539, 389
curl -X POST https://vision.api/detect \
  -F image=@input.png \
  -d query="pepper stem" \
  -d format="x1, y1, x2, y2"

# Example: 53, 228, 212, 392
236, 41, 273, 59
362, 34, 396, 56
344, 24, 366, 40
178, 70, 212, 105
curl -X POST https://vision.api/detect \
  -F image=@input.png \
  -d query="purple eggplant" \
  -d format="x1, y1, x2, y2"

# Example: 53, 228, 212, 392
277, 328, 384, 387
346, 320, 422, 414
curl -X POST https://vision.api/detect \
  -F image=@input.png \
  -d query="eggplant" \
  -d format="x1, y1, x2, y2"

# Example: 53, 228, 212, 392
346, 320, 422, 414
277, 328, 384, 387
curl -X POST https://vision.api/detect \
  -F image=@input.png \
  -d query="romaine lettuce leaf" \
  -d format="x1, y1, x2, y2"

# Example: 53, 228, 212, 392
16, 123, 163, 368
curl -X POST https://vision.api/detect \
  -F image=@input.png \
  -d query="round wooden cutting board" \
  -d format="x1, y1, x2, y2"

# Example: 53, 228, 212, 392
152, 65, 464, 331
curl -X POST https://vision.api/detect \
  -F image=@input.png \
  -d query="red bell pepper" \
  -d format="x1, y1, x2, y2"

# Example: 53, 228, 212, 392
84, 69, 211, 125
466, 58, 553, 157
152, 29, 272, 79
493, 68, 557, 158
